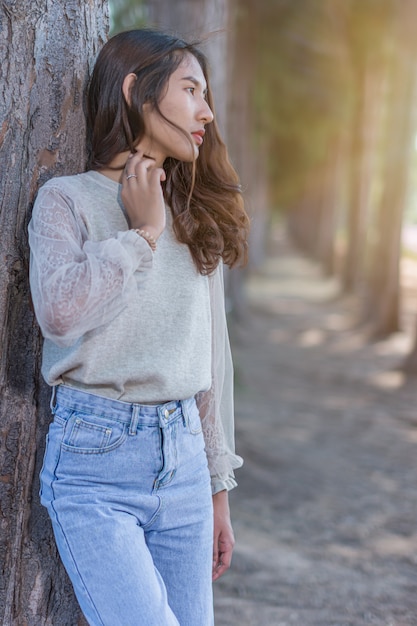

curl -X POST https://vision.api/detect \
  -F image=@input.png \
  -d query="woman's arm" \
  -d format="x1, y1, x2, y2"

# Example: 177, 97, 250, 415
196, 263, 243, 493
196, 264, 242, 580
212, 489, 235, 581
29, 184, 153, 347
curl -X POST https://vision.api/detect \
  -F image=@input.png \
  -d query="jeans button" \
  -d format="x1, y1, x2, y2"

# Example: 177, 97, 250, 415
164, 409, 169, 419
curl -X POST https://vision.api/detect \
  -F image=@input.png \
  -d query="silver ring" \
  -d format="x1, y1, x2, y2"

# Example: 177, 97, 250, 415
126, 174, 137, 180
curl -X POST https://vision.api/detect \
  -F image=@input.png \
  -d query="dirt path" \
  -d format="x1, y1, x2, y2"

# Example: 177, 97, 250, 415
214, 236, 417, 626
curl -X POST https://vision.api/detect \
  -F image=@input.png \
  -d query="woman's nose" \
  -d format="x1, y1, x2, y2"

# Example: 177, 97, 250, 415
200, 100, 214, 124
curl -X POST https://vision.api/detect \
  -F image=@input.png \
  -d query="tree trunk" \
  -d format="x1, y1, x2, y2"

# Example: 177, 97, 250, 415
366, 2, 417, 338
287, 169, 322, 257
403, 313, 417, 373
342, 63, 368, 293
0, 2, 108, 624
223, 0, 269, 315
315, 139, 347, 277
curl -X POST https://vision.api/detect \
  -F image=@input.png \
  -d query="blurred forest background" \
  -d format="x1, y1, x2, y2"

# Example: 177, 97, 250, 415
110, 0, 417, 366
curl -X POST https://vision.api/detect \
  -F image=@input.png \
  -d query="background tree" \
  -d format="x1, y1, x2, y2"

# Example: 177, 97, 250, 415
341, 0, 393, 294
0, 2, 107, 623
363, 0, 417, 337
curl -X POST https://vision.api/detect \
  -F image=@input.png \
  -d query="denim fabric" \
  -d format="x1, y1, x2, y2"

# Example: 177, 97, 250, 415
40, 385, 214, 626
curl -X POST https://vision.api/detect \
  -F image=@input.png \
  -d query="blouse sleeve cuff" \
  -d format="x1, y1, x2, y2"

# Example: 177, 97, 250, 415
117, 229, 154, 271
211, 474, 238, 495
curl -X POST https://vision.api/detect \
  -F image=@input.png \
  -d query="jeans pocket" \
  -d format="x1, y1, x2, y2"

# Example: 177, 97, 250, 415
61, 411, 127, 454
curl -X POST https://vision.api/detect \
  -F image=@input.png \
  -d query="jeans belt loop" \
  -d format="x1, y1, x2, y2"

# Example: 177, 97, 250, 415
129, 405, 140, 436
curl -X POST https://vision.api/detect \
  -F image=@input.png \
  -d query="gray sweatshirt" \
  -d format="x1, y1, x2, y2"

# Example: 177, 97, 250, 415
29, 170, 242, 493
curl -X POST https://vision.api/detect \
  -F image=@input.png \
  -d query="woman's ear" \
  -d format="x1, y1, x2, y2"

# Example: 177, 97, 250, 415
122, 73, 137, 106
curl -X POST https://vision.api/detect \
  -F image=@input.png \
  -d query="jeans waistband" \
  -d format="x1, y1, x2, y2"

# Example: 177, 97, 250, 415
51, 385, 193, 430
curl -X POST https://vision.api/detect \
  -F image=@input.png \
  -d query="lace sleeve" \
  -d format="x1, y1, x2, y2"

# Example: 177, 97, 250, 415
196, 264, 243, 495
28, 184, 153, 348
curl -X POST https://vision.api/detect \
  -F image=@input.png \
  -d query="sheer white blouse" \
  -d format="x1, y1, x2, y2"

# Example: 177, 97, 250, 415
28, 171, 242, 493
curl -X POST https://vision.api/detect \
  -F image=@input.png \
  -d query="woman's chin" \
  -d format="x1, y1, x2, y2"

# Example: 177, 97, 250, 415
170, 151, 199, 164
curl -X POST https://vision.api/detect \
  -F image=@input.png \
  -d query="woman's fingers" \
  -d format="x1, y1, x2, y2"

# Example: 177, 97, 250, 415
125, 152, 165, 187
212, 533, 234, 582
121, 152, 166, 238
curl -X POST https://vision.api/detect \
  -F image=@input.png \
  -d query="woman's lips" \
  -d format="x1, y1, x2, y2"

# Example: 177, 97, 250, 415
192, 130, 205, 145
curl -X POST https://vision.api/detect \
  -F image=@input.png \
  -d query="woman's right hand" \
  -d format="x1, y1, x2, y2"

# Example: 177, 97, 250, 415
121, 151, 167, 240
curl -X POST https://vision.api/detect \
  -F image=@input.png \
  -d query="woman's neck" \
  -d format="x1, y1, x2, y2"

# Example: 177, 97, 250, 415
98, 151, 130, 183
97, 142, 165, 183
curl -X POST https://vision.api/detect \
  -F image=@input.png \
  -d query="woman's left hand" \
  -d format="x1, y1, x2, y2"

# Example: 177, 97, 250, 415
212, 490, 235, 581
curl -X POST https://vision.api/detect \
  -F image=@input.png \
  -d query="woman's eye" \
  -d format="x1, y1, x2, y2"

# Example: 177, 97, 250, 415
187, 87, 195, 95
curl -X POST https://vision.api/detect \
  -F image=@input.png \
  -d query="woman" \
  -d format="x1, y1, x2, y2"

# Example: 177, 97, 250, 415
29, 28, 249, 626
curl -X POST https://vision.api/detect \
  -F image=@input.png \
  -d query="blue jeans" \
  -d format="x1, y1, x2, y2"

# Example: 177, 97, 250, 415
40, 385, 214, 626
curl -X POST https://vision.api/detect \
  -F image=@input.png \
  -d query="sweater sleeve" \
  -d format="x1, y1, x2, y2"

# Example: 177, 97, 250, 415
196, 263, 243, 495
28, 184, 153, 348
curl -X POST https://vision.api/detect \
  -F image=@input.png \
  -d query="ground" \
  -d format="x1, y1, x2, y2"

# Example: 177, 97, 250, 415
214, 231, 417, 626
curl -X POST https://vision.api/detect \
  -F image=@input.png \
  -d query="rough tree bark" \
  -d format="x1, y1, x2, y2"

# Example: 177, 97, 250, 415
0, 2, 108, 624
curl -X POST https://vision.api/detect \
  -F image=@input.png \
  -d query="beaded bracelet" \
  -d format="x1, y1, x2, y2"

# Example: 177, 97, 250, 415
132, 229, 157, 252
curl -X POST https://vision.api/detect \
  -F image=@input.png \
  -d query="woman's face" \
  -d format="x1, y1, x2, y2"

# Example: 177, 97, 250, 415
140, 53, 214, 166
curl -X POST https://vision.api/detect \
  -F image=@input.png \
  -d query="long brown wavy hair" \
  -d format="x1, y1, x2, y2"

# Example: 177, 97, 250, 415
86, 29, 249, 275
